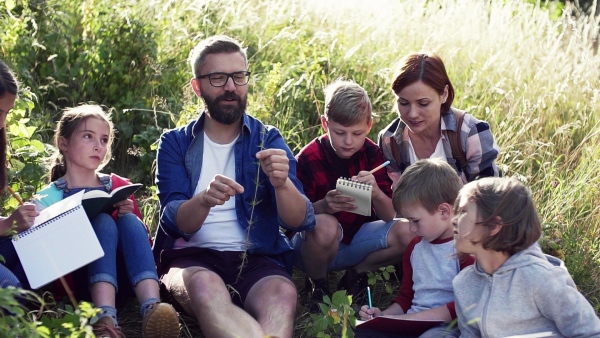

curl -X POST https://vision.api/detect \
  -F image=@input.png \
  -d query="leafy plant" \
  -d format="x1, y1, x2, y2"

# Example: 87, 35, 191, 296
367, 265, 399, 296
0, 287, 40, 337
5, 89, 48, 202
0, 287, 98, 338
307, 290, 356, 338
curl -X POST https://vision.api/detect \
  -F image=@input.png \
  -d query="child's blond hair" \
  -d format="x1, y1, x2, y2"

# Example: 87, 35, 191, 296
393, 158, 462, 214
323, 78, 372, 126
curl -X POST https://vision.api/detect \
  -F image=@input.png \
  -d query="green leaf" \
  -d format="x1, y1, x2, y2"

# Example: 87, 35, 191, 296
30, 140, 46, 152
318, 302, 329, 315
332, 290, 351, 305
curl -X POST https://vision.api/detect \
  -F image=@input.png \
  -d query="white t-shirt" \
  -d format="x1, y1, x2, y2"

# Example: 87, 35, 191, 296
174, 132, 247, 251
407, 137, 446, 163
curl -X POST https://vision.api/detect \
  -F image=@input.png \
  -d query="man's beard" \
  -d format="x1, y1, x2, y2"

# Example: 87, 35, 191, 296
204, 91, 247, 125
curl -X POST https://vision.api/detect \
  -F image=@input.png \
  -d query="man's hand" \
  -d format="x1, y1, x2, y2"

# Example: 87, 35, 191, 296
198, 174, 245, 208
256, 148, 289, 189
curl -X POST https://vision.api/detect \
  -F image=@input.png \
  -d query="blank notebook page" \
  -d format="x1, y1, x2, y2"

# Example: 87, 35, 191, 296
12, 191, 104, 289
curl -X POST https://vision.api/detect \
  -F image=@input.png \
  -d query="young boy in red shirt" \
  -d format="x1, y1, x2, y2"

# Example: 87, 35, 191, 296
358, 159, 474, 337
292, 79, 414, 310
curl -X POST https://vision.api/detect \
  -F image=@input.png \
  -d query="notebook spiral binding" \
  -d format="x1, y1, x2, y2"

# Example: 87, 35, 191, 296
12, 205, 82, 240
337, 178, 373, 190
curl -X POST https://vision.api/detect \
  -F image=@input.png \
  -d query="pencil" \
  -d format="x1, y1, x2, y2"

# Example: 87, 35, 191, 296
7, 187, 24, 205
367, 286, 374, 319
369, 160, 390, 174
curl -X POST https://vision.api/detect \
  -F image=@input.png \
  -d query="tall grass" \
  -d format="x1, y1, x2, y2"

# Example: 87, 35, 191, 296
2, 0, 599, 328
137, 0, 600, 295
141, 0, 600, 312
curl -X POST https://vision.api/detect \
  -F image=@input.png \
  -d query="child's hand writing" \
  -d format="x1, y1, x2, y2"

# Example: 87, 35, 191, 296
359, 305, 382, 320
352, 171, 385, 199
114, 199, 134, 217
351, 171, 376, 186
9, 203, 39, 233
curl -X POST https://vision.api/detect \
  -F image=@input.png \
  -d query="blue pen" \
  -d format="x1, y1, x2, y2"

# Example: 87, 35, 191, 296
367, 286, 374, 319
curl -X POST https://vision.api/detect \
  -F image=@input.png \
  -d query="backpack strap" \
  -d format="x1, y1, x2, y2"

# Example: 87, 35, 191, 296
447, 108, 468, 172
389, 135, 404, 167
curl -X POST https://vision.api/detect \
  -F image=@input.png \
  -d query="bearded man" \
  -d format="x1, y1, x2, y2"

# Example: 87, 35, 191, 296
153, 35, 315, 338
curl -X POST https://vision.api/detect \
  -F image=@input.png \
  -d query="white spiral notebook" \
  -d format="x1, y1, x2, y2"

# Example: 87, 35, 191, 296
336, 178, 373, 216
12, 191, 104, 289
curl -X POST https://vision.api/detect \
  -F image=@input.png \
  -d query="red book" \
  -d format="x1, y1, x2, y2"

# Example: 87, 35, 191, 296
356, 316, 445, 335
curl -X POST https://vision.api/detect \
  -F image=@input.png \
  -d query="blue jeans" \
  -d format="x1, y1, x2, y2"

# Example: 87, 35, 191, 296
89, 213, 158, 291
0, 236, 28, 289
0, 263, 21, 288
292, 220, 394, 271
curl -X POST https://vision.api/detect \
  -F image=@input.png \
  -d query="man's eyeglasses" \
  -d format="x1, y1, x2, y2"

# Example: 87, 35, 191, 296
197, 71, 251, 87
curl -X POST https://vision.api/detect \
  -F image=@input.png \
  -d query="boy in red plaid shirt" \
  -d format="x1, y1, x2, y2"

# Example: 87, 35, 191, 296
292, 79, 414, 310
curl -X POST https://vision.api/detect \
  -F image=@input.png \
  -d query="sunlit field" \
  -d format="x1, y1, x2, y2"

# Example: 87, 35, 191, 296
152, 0, 600, 312
1, 0, 599, 336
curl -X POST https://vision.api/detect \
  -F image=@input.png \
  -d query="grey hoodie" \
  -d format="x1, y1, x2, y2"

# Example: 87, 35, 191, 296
453, 245, 600, 337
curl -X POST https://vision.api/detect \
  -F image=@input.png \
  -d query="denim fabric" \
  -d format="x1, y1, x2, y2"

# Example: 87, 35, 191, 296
292, 220, 393, 271
89, 213, 158, 290
0, 236, 29, 289
153, 112, 316, 272
0, 263, 21, 288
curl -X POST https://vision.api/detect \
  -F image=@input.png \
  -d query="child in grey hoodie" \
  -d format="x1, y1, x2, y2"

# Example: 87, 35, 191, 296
452, 177, 600, 337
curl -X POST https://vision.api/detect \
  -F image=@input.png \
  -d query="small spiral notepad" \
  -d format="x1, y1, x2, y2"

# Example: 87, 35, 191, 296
12, 191, 104, 289
336, 178, 373, 216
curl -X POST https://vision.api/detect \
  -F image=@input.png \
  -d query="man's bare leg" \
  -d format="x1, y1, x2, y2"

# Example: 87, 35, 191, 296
170, 267, 266, 338
244, 276, 298, 338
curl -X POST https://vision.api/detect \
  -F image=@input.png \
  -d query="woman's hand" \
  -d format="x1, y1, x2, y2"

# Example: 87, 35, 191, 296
114, 198, 134, 217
